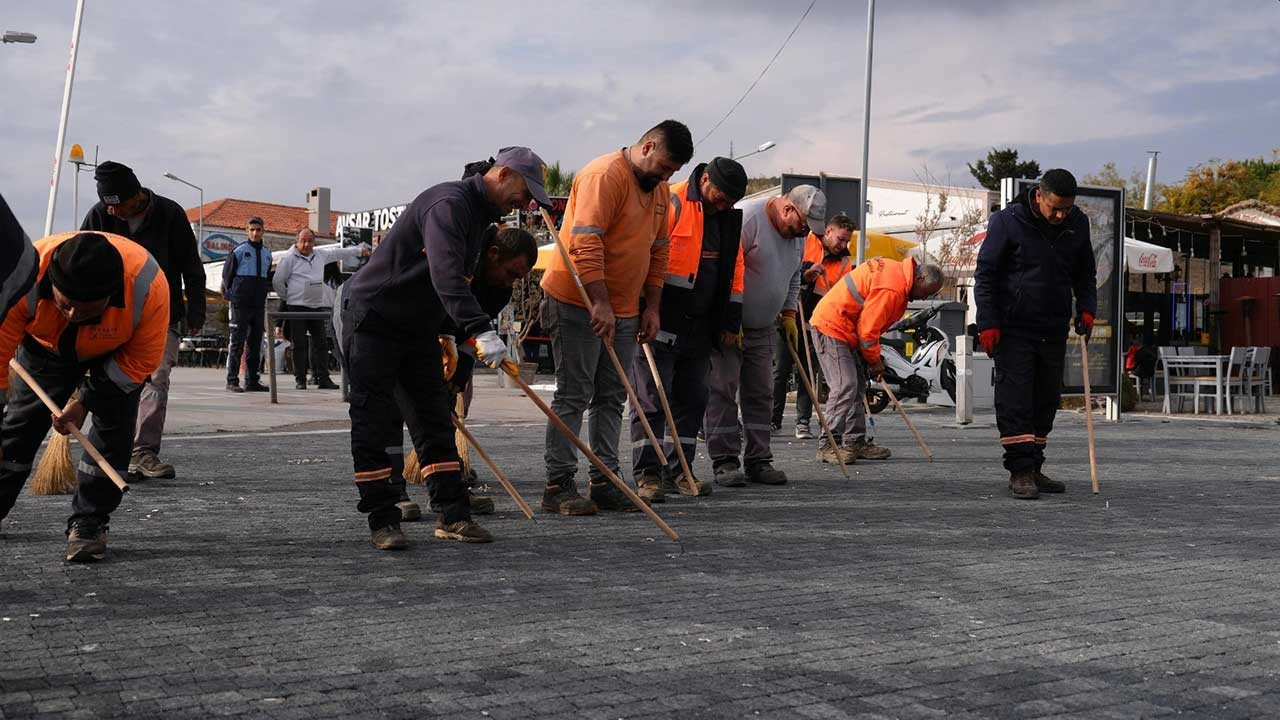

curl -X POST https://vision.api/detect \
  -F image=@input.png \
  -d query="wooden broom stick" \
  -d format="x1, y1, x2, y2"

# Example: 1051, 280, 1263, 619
784, 335, 850, 479
879, 378, 933, 462
451, 415, 535, 520
1080, 335, 1100, 495
641, 343, 700, 496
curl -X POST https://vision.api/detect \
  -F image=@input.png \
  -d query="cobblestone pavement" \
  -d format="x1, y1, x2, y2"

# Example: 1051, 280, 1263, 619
2, 405, 1279, 719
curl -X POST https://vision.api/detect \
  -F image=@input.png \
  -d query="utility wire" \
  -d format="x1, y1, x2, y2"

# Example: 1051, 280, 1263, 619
695, 0, 818, 150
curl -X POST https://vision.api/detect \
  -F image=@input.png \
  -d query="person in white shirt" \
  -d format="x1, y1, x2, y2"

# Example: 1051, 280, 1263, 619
272, 229, 369, 389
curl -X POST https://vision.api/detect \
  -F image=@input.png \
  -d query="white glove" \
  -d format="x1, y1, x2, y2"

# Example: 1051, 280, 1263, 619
474, 330, 508, 368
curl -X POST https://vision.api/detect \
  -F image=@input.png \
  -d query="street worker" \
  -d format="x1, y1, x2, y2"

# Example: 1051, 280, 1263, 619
627, 156, 748, 503
705, 184, 825, 488
339, 146, 550, 550
974, 168, 1096, 499
221, 216, 272, 393
0, 193, 38, 323
272, 228, 369, 390
810, 256, 945, 464
539, 120, 693, 515
0, 232, 169, 562
772, 213, 856, 440
80, 161, 206, 482
395, 222, 538, 522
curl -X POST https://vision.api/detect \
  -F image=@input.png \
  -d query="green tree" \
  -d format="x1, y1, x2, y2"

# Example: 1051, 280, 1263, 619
543, 161, 575, 197
967, 148, 1041, 191
745, 175, 780, 196
1159, 158, 1280, 214
1082, 162, 1164, 207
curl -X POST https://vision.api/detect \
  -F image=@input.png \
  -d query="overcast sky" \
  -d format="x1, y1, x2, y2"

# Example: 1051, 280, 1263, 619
3, 0, 1278, 234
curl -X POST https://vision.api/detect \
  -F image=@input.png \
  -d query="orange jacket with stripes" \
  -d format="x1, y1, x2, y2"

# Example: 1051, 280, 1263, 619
656, 172, 745, 341
800, 231, 853, 318
810, 256, 915, 364
0, 232, 170, 399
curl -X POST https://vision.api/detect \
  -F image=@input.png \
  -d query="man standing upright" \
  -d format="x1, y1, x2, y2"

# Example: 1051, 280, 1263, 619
974, 169, 1096, 500
80, 161, 206, 481
222, 216, 273, 393
272, 228, 369, 390
539, 120, 693, 515
705, 185, 825, 488
627, 156, 747, 503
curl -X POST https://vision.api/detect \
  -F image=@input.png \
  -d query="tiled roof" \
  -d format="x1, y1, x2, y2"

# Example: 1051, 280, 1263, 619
185, 198, 344, 238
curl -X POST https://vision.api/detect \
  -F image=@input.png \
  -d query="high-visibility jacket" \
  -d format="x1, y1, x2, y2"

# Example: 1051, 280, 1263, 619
0, 232, 170, 400
800, 231, 853, 318
810, 256, 915, 364
655, 167, 745, 344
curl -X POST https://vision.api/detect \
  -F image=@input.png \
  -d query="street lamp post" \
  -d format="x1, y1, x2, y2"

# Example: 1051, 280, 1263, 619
732, 141, 777, 162
856, 0, 876, 264
164, 172, 204, 248
44, 0, 86, 236
68, 143, 97, 227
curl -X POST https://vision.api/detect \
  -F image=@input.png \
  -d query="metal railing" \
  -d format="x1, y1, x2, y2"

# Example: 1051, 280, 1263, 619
264, 309, 347, 404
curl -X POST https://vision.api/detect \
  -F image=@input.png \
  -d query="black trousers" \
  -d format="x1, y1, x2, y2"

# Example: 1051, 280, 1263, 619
226, 303, 264, 384
772, 327, 815, 426
347, 311, 466, 531
993, 334, 1066, 473
627, 338, 710, 480
0, 343, 140, 527
285, 304, 332, 383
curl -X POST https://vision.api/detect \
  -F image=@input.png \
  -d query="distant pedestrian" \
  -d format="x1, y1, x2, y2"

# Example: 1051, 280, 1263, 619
80, 160, 207, 481
221, 216, 272, 392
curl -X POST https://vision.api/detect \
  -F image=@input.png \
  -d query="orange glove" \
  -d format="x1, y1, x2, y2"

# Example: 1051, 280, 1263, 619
439, 335, 458, 380
978, 328, 1000, 356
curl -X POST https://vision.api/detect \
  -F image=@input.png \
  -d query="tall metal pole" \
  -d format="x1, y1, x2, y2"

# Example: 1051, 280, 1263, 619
1143, 151, 1159, 210
43, 0, 86, 236
856, 0, 876, 265
198, 188, 204, 247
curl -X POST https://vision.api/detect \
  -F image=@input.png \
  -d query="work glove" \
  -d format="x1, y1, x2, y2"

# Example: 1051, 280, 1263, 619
779, 314, 799, 350
978, 328, 1001, 356
474, 330, 508, 369
736, 330, 744, 351
1074, 312, 1094, 341
439, 335, 458, 380
867, 358, 886, 381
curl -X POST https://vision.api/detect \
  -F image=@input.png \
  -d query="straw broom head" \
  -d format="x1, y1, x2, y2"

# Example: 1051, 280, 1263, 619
31, 430, 76, 495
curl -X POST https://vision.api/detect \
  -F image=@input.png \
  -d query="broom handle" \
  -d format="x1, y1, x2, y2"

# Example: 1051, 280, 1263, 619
1080, 335, 1100, 494
451, 415, 536, 520
9, 358, 129, 492
879, 378, 933, 462
538, 207, 670, 468
503, 360, 679, 542
642, 343, 699, 496
784, 336, 850, 479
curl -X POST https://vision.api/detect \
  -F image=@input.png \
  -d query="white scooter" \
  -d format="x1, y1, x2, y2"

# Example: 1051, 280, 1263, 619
868, 305, 957, 412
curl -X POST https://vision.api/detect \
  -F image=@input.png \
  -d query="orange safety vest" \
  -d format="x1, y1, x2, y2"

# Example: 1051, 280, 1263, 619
665, 179, 744, 303
810, 256, 915, 363
0, 232, 170, 394
802, 232, 853, 298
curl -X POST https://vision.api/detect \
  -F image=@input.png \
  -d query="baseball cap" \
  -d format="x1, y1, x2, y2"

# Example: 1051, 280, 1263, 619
494, 146, 552, 210
786, 185, 827, 235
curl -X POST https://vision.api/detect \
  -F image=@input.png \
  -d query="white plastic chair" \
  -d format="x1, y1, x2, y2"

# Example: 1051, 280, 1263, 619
1185, 346, 1244, 414
1245, 347, 1270, 413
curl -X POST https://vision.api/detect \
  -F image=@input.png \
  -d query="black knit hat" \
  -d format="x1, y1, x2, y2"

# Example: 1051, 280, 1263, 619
707, 157, 748, 202
49, 233, 123, 302
94, 161, 142, 206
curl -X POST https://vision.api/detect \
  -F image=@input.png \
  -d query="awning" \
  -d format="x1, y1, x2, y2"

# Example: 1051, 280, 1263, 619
1125, 236, 1174, 274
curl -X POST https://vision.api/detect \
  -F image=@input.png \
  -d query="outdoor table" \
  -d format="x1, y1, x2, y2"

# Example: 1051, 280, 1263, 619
264, 309, 346, 404
1162, 354, 1228, 415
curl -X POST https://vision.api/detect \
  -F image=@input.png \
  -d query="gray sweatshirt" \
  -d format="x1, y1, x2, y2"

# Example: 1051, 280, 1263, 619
272, 243, 364, 308
737, 195, 803, 329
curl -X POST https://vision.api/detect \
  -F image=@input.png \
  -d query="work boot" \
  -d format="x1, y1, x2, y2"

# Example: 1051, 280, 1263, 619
590, 481, 641, 512
468, 491, 495, 515
65, 519, 108, 562
851, 437, 892, 460
433, 517, 493, 543
541, 482, 597, 516
244, 381, 270, 392
713, 462, 746, 488
746, 462, 788, 486
226, 381, 244, 393
370, 523, 408, 550
636, 469, 665, 504
660, 470, 713, 497
315, 377, 339, 390
770, 422, 783, 435
130, 450, 176, 480
816, 444, 856, 465
1034, 469, 1065, 493
1009, 470, 1039, 500
794, 422, 814, 440
295, 380, 306, 390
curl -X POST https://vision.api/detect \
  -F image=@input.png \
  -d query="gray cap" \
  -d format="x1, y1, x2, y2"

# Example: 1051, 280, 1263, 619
494, 146, 551, 209
786, 185, 827, 235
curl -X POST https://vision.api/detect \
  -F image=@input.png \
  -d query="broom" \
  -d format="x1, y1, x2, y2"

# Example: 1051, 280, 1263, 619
31, 392, 78, 495
403, 394, 471, 485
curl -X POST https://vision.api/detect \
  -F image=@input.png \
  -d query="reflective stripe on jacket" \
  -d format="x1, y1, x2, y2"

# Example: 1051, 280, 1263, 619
801, 232, 853, 297
810, 256, 915, 364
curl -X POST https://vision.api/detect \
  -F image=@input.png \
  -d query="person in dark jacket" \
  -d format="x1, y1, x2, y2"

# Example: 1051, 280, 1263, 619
974, 168, 1097, 500
80, 161, 207, 480
338, 146, 549, 551
627, 157, 746, 503
0, 193, 38, 324
221, 216, 273, 392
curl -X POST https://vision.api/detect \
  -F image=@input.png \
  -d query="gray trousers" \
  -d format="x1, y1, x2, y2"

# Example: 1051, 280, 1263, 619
133, 326, 180, 456
704, 326, 775, 469
814, 330, 867, 447
543, 297, 639, 486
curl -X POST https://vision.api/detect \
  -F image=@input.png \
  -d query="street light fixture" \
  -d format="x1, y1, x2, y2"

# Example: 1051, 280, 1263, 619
68, 143, 97, 225
733, 141, 777, 161
164, 172, 204, 248
2, 31, 37, 44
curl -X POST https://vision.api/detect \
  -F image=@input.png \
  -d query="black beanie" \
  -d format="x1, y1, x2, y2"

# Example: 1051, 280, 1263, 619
49, 233, 123, 302
707, 157, 748, 202
94, 161, 142, 206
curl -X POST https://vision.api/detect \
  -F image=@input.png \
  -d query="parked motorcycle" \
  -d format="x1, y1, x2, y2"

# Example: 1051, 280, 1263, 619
867, 305, 956, 412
